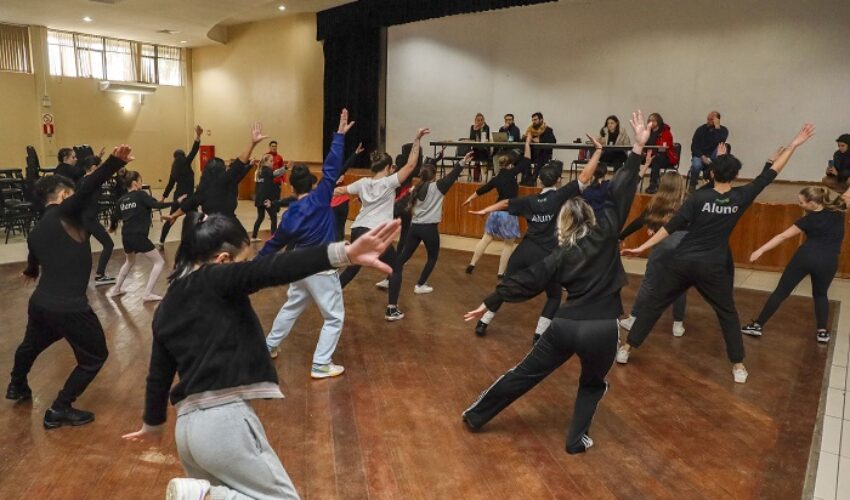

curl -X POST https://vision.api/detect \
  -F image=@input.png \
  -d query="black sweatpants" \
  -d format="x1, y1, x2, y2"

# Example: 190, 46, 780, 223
333, 201, 349, 241
159, 200, 181, 244
627, 257, 745, 363
630, 232, 687, 322
339, 226, 402, 305
82, 218, 113, 276
252, 206, 278, 239
399, 223, 441, 286
10, 303, 109, 409
488, 240, 563, 320
756, 248, 838, 330
464, 318, 618, 452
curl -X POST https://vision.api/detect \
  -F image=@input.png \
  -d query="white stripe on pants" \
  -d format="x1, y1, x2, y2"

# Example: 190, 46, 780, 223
175, 400, 300, 500
266, 271, 344, 366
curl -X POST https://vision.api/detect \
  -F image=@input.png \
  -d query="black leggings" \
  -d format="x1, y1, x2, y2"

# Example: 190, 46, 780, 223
83, 218, 113, 276
11, 303, 109, 409
648, 153, 672, 188
252, 206, 278, 238
627, 257, 744, 363
339, 226, 402, 305
756, 248, 838, 330
488, 240, 562, 320
464, 318, 618, 452
399, 223, 441, 286
333, 201, 350, 241
631, 232, 687, 322
159, 200, 181, 244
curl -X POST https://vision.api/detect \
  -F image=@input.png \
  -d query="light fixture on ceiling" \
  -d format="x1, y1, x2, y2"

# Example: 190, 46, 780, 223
278, 5, 286, 11
180, 40, 187, 44
83, 16, 93, 22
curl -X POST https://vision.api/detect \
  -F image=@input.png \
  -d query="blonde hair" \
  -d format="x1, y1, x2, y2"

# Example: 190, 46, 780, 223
557, 198, 596, 247
799, 186, 847, 212
645, 172, 686, 231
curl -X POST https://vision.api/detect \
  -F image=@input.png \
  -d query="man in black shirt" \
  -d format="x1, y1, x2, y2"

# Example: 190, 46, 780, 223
499, 114, 522, 143
620, 124, 816, 383
688, 111, 729, 190
7, 146, 132, 428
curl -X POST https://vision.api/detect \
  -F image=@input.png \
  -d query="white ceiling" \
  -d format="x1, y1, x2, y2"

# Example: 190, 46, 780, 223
0, 0, 352, 47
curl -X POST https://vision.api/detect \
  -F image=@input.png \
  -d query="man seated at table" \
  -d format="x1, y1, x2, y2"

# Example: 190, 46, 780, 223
492, 114, 522, 175
688, 110, 728, 190
522, 112, 556, 185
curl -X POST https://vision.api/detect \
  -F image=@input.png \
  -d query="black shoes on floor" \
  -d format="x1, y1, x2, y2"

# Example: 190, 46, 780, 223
465, 265, 475, 274
475, 321, 488, 337
5, 382, 32, 402
741, 321, 763, 337
43, 406, 95, 429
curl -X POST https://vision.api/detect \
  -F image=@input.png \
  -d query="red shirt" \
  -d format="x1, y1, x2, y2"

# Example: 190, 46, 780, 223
267, 152, 286, 184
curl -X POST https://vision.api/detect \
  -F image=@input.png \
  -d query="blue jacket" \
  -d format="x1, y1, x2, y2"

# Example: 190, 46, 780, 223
257, 133, 343, 256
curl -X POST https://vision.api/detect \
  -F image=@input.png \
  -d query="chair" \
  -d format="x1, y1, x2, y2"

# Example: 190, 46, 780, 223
439, 140, 471, 179
685, 143, 732, 188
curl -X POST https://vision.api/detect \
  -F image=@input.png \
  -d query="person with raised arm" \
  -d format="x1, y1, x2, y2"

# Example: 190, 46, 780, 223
158, 125, 203, 249
461, 111, 649, 454
619, 124, 817, 383
7, 146, 133, 429
335, 128, 430, 321
468, 133, 602, 341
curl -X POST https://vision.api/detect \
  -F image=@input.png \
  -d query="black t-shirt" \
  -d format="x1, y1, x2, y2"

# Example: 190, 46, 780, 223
665, 169, 777, 263
508, 182, 580, 250
476, 157, 531, 201
795, 210, 845, 254
118, 190, 168, 236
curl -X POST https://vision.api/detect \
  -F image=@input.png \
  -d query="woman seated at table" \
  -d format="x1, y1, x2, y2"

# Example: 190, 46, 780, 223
469, 113, 491, 181
598, 115, 631, 170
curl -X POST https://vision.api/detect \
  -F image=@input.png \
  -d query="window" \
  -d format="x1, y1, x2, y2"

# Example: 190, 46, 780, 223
0, 23, 33, 74
47, 29, 183, 86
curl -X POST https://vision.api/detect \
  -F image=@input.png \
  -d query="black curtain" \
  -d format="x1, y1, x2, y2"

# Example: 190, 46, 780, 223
322, 29, 381, 161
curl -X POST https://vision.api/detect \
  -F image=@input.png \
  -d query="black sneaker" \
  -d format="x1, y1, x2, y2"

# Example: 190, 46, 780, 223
385, 307, 405, 322
43, 406, 95, 429
741, 321, 763, 337
566, 434, 594, 455
475, 321, 488, 337
465, 265, 475, 274
461, 411, 481, 431
532, 333, 541, 346
817, 330, 831, 343
497, 274, 504, 280
5, 382, 32, 401
94, 275, 116, 286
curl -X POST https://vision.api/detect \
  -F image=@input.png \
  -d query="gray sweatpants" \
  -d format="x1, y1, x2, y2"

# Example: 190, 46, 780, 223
175, 400, 300, 500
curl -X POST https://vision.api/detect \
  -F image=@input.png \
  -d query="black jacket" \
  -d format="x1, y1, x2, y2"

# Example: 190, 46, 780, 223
499, 124, 522, 143
254, 166, 282, 207
55, 162, 86, 184
163, 139, 199, 199
180, 159, 252, 217
690, 124, 729, 158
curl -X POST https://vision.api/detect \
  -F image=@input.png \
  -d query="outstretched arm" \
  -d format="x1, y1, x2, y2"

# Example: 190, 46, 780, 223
768, 124, 815, 175
315, 109, 354, 205
578, 134, 604, 187
59, 147, 131, 216
621, 227, 670, 257
437, 151, 473, 195
604, 111, 650, 231
469, 199, 509, 215
186, 125, 203, 164
750, 225, 802, 262
396, 128, 430, 185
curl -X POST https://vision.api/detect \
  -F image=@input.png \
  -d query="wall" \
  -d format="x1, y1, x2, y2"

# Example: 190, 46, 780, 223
191, 13, 325, 164
386, 0, 850, 181
0, 71, 39, 167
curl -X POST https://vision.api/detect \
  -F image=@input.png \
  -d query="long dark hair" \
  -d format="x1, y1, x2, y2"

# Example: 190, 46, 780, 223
169, 212, 250, 282
118, 169, 142, 189
648, 112, 665, 131
370, 152, 393, 173
407, 161, 437, 214
600, 115, 620, 138
198, 157, 226, 190
172, 148, 187, 173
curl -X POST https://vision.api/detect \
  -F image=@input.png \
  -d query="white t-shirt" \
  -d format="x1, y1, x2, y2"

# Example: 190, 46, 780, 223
347, 173, 402, 229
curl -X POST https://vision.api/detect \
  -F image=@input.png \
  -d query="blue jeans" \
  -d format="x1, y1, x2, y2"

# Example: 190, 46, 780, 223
689, 152, 718, 186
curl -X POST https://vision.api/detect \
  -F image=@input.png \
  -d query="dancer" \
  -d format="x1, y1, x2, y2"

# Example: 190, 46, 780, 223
742, 186, 846, 343
468, 134, 602, 340
336, 128, 430, 321
462, 136, 532, 278
79, 156, 116, 285
121, 212, 400, 500
462, 111, 649, 454
158, 125, 202, 249
165, 122, 264, 223
258, 109, 354, 377
620, 124, 816, 383
331, 142, 366, 241
108, 170, 174, 302
6, 146, 132, 429
618, 171, 689, 339
398, 151, 473, 294
251, 154, 287, 241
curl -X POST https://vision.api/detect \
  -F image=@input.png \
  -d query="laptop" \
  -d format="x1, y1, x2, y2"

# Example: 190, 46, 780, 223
491, 132, 508, 143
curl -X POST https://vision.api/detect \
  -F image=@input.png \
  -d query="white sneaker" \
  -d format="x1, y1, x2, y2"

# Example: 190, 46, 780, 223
143, 294, 163, 302
375, 279, 389, 289
733, 367, 748, 384
615, 345, 630, 364
166, 478, 211, 500
414, 284, 434, 294
619, 315, 635, 331
311, 363, 345, 379
672, 322, 685, 337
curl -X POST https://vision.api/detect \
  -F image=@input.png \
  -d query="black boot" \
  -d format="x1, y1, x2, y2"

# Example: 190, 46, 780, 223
475, 321, 488, 337
5, 381, 32, 401
44, 405, 95, 429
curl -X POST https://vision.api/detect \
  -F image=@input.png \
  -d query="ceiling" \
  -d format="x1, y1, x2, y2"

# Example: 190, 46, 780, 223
0, 0, 353, 47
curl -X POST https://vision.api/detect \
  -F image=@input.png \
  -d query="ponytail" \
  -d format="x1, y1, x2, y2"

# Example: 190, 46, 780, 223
119, 169, 141, 189
799, 186, 847, 213
406, 162, 437, 215
370, 152, 393, 173
169, 212, 250, 282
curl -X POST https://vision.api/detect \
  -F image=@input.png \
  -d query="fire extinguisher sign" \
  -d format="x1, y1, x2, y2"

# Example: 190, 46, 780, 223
42, 113, 55, 137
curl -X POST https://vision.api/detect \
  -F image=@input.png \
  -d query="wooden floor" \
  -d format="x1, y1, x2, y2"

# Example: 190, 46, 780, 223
0, 244, 833, 499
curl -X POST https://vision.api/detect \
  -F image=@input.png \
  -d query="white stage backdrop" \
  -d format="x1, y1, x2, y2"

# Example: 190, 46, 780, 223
387, 0, 850, 181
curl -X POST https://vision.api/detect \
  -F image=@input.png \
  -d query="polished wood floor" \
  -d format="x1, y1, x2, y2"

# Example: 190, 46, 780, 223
0, 243, 832, 499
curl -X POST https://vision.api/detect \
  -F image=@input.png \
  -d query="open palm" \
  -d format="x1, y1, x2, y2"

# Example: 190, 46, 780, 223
629, 110, 650, 146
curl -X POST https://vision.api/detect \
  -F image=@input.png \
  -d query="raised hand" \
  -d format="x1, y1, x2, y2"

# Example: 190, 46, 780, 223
97, 147, 106, 158
344, 220, 401, 274
789, 123, 816, 148
464, 304, 487, 322
338, 108, 355, 134
415, 128, 431, 140
112, 145, 134, 163
355, 142, 365, 154
716, 142, 728, 156
629, 110, 650, 146
586, 133, 603, 150
251, 121, 268, 145
195, 125, 204, 138
768, 146, 785, 163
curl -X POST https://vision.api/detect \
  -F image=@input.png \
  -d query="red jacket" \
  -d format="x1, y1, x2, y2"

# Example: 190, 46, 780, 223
267, 152, 286, 184
654, 124, 679, 166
